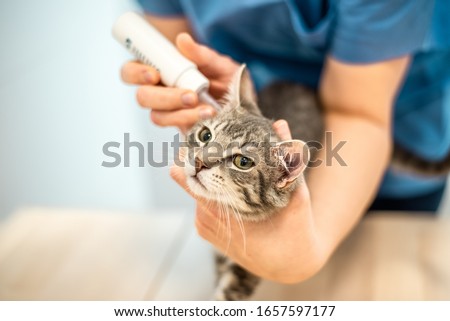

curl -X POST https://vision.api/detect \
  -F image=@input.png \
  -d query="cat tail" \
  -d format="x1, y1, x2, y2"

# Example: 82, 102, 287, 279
392, 143, 450, 177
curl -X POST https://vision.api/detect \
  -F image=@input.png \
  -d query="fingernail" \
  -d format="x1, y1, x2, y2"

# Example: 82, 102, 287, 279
144, 71, 153, 83
199, 108, 214, 120
181, 93, 196, 107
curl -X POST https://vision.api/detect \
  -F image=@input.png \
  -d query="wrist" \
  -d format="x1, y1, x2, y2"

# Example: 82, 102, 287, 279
262, 208, 328, 284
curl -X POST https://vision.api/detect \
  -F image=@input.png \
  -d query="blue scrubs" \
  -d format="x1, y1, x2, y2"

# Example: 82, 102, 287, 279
137, 0, 450, 199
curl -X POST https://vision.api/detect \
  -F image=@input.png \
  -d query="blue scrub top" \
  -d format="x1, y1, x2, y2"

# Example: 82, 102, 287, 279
137, 0, 450, 198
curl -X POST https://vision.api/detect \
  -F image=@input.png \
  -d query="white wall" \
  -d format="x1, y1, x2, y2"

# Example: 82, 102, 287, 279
0, 0, 192, 218
0, 0, 448, 219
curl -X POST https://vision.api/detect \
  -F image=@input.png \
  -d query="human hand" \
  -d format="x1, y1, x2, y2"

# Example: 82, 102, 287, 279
170, 120, 326, 283
121, 33, 239, 132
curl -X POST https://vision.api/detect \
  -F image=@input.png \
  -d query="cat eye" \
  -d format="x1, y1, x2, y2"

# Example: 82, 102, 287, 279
233, 155, 254, 170
198, 127, 212, 143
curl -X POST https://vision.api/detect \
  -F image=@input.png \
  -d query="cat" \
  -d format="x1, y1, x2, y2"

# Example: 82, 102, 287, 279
181, 65, 322, 300
181, 64, 450, 301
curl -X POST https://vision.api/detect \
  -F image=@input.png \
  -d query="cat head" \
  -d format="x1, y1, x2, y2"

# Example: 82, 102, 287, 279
183, 65, 309, 220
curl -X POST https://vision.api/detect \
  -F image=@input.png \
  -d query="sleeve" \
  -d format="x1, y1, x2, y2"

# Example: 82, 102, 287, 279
331, 0, 435, 63
136, 0, 183, 16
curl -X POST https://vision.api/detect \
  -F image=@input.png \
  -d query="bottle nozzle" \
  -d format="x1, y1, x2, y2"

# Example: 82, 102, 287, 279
198, 91, 222, 112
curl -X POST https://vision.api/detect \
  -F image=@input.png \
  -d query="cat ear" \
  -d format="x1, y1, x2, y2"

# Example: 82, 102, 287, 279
228, 64, 261, 115
274, 140, 309, 189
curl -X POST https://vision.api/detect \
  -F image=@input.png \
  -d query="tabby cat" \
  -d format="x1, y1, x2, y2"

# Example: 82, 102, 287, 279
182, 64, 450, 301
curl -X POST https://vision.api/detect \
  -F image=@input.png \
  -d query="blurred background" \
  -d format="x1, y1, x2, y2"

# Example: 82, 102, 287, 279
0, 0, 193, 220
1, 0, 450, 220
0, 0, 449, 301
0, 0, 448, 219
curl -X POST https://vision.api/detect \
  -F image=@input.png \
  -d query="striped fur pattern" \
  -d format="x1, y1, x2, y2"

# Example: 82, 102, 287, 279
213, 253, 260, 301
256, 80, 450, 178
183, 64, 450, 301
183, 66, 314, 222
392, 146, 450, 176
183, 65, 322, 300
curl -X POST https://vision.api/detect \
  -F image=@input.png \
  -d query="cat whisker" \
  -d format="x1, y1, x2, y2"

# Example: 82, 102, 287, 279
205, 198, 228, 239
221, 186, 247, 254
216, 200, 228, 240
215, 202, 223, 238
219, 193, 233, 256
217, 193, 231, 244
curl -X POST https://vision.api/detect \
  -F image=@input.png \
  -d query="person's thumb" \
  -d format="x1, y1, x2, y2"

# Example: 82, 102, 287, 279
273, 119, 292, 140
176, 33, 235, 77
176, 33, 215, 67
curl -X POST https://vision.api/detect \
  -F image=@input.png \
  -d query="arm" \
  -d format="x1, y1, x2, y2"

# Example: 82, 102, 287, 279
122, 18, 410, 282
311, 56, 410, 258
171, 55, 410, 283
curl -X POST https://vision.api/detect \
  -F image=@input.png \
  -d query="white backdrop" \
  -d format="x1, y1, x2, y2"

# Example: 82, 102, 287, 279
0, 1, 447, 219
0, 0, 192, 219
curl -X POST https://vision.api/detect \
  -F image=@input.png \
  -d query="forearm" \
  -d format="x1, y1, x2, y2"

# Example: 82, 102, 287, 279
308, 111, 392, 259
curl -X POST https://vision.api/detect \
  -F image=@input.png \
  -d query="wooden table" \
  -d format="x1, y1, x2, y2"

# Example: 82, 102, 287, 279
0, 207, 449, 300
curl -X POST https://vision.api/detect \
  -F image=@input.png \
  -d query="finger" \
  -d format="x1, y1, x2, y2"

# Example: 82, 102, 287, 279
169, 166, 212, 206
136, 86, 198, 110
150, 104, 216, 128
176, 33, 237, 78
273, 119, 292, 140
169, 165, 194, 196
195, 205, 220, 240
195, 203, 246, 254
121, 61, 160, 85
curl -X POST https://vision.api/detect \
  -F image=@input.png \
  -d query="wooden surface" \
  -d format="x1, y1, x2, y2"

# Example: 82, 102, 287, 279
254, 213, 450, 300
0, 207, 449, 300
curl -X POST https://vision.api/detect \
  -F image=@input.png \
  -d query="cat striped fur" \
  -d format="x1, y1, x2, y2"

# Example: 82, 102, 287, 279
183, 64, 450, 301
392, 146, 450, 176
183, 65, 320, 300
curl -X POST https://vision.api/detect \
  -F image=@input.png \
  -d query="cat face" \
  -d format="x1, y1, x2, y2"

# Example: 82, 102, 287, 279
183, 65, 309, 220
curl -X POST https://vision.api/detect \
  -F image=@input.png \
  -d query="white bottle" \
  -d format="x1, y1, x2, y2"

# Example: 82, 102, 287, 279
112, 12, 221, 111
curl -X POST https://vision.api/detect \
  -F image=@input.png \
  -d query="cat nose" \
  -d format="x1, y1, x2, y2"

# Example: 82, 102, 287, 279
195, 157, 209, 174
